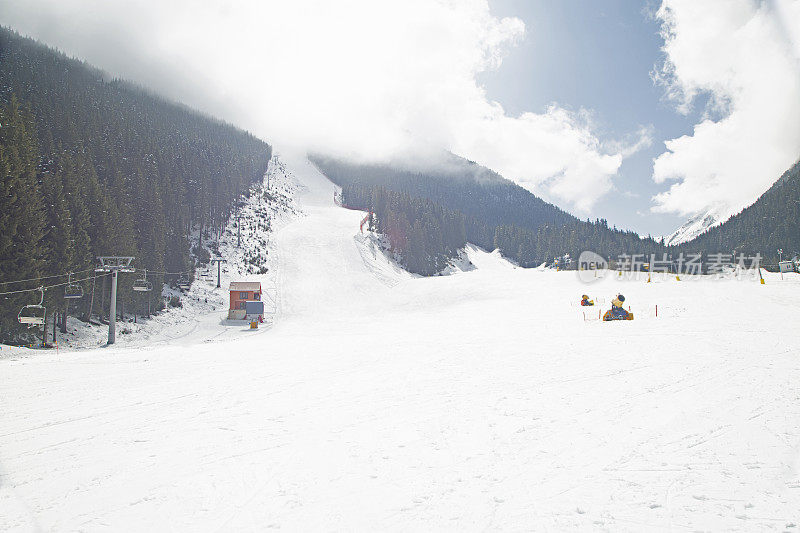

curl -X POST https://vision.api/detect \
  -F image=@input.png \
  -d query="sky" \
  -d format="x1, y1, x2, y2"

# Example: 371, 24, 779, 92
1, 0, 799, 237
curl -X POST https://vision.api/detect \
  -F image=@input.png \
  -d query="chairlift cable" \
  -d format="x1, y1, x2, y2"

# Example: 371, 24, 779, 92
133, 268, 193, 276
0, 267, 95, 286
2, 264, 207, 295
0, 273, 109, 296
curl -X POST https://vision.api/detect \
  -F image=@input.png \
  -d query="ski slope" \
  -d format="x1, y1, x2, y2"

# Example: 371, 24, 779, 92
2, 152, 800, 531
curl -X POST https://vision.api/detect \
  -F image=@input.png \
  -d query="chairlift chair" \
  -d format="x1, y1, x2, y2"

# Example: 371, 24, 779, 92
18, 287, 46, 327
64, 272, 84, 299
133, 278, 153, 292
133, 269, 153, 292
178, 275, 191, 290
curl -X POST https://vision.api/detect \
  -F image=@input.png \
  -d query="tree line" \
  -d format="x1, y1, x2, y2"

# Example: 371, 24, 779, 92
0, 28, 271, 343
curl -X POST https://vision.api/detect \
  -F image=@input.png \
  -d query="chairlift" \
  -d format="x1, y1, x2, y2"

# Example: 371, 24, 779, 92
178, 275, 191, 290
133, 269, 153, 292
18, 287, 46, 327
64, 272, 84, 299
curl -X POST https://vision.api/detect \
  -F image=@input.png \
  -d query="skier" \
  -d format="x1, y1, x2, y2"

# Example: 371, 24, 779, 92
580, 294, 594, 306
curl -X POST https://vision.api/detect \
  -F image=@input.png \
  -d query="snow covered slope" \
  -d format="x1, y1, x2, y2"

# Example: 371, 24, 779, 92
663, 206, 729, 246
2, 152, 800, 531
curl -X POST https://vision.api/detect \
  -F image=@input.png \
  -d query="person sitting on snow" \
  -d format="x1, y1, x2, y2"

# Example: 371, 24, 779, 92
610, 294, 629, 319
580, 294, 594, 306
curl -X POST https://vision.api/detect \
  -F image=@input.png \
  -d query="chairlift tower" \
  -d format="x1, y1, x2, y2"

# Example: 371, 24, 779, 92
210, 257, 227, 288
96, 256, 135, 345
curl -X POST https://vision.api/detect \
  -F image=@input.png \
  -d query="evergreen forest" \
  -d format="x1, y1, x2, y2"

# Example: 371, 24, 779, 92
0, 28, 271, 343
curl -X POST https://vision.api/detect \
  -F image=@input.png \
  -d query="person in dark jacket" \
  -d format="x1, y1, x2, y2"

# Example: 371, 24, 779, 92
610, 294, 629, 319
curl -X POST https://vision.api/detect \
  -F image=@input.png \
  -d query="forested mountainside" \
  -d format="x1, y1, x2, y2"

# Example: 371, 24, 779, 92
341, 184, 467, 275
0, 28, 271, 342
315, 152, 574, 248
313, 154, 663, 273
675, 158, 800, 262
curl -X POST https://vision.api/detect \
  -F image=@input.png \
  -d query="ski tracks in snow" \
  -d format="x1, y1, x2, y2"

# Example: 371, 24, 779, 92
2, 152, 800, 530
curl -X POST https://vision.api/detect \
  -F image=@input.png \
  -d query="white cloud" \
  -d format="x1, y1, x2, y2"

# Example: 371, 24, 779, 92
651, 0, 800, 217
452, 105, 645, 212
0, 0, 642, 212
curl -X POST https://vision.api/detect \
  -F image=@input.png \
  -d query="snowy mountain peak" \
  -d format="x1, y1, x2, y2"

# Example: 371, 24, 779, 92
662, 206, 730, 246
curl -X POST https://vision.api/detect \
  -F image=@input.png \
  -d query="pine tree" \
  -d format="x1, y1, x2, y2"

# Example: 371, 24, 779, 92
59, 150, 93, 270
41, 164, 75, 277
0, 96, 48, 341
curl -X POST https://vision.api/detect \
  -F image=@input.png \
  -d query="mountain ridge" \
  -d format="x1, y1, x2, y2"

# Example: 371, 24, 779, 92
673, 157, 800, 262
311, 153, 663, 273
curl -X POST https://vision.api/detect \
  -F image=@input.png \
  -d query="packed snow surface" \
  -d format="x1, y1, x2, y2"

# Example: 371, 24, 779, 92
2, 152, 800, 531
